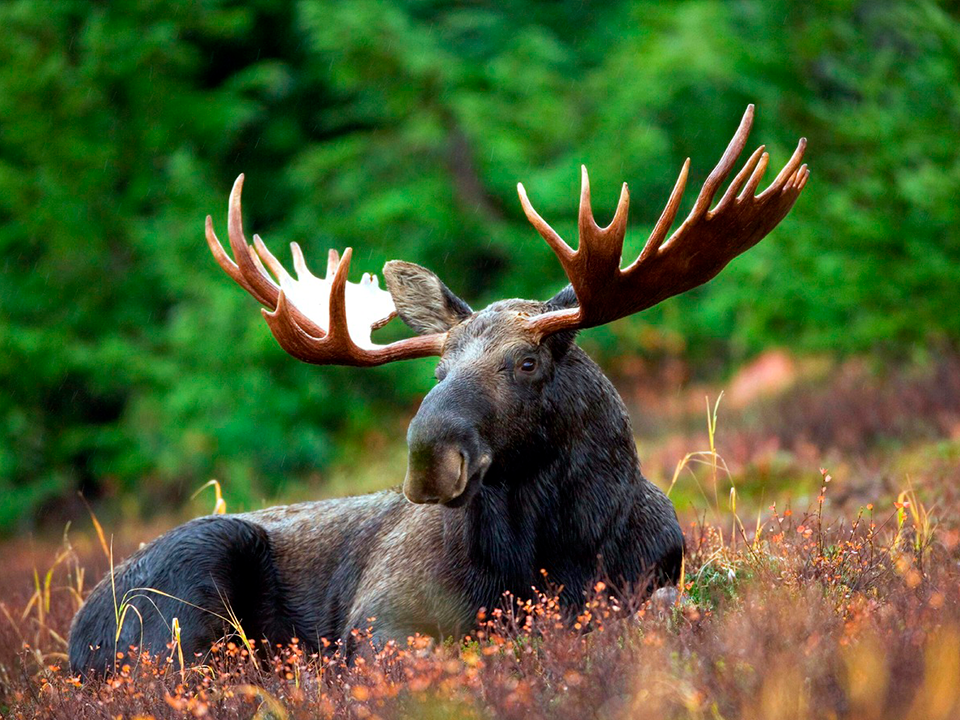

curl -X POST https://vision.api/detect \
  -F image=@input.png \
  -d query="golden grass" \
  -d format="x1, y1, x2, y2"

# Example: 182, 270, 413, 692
4, 359, 960, 719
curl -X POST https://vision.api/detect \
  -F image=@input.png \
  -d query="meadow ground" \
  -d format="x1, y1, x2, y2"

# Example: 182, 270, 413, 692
3, 352, 960, 719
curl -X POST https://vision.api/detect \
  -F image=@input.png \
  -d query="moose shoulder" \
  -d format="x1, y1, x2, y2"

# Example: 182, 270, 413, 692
68, 105, 808, 675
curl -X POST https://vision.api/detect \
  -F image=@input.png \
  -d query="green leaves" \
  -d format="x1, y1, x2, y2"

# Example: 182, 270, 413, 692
2, 0, 959, 530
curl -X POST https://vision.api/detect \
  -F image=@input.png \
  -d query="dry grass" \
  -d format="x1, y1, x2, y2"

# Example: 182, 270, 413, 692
1, 478, 957, 720
4, 354, 960, 719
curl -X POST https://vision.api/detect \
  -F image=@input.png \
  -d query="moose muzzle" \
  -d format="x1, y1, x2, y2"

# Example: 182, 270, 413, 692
403, 445, 469, 504
403, 403, 492, 506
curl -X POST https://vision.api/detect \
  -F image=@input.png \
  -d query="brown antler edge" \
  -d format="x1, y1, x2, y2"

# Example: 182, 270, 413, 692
517, 104, 809, 338
205, 174, 446, 366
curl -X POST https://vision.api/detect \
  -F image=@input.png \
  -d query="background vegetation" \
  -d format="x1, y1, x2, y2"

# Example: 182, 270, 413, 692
1, 0, 959, 531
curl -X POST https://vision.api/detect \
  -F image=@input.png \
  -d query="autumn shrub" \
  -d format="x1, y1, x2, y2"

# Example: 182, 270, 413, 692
2, 470, 959, 720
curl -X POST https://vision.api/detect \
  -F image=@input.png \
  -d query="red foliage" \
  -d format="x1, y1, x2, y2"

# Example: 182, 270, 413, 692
2, 482, 959, 720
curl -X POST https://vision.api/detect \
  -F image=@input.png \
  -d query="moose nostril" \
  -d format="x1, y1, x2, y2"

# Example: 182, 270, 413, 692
402, 481, 442, 504
403, 444, 471, 505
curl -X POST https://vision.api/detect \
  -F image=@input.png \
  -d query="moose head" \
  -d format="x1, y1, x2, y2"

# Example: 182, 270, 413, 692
205, 105, 808, 508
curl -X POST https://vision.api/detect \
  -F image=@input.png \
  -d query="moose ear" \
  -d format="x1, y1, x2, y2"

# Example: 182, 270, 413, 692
383, 261, 473, 335
545, 284, 579, 311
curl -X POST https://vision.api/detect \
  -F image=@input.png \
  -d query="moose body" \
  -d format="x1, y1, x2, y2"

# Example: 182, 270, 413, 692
68, 105, 808, 675
69, 297, 682, 673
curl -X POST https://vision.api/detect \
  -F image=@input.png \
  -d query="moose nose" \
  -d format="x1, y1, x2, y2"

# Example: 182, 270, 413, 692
404, 376, 493, 505
403, 444, 468, 505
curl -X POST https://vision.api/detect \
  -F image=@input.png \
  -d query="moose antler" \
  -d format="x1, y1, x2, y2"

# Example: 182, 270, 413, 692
207, 106, 807, 366
517, 105, 809, 337
205, 175, 446, 366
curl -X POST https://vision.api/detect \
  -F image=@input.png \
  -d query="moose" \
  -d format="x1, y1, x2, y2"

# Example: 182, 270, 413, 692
69, 106, 808, 675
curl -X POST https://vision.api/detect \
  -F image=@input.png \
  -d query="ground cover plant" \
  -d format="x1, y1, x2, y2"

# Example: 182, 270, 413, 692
0, 475, 955, 719
3, 358, 960, 720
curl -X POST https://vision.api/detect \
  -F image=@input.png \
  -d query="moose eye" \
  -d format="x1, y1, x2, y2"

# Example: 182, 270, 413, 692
518, 357, 538, 373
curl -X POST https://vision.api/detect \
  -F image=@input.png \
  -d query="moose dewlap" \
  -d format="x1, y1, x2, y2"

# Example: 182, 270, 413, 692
68, 105, 808, 675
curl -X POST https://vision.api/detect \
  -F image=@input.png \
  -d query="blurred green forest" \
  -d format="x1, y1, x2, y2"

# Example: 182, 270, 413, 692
1, 0, 958, 531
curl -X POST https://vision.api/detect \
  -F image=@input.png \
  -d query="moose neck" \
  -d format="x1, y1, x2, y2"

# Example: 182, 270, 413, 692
451, 345, 641, 600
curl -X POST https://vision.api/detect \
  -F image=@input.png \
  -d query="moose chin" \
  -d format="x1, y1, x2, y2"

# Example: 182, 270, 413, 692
68, 105, 808, 676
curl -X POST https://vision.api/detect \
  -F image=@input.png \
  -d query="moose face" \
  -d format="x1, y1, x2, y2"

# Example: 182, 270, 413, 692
384, 261, 571, 507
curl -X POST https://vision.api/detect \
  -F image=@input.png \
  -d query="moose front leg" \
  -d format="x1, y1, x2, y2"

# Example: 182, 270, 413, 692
344, 557, 475, 658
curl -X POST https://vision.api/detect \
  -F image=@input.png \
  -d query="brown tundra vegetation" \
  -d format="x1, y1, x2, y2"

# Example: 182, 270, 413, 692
3, 351, 960, 720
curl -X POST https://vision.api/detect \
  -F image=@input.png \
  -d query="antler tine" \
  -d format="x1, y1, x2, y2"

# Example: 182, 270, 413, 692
205, 215, 273, 306
610, 182, 631, 237
737, 150, 770, 201
326, 249, 341, 279
759, 137, 808, 199
290, 241, 311, 279
517, 182, 576, 265
253, 234, 294, 286
687, 104, 755, 222
578, 165, 594, 235
714, 145, 766, 213
578, 166, 630, 263
228, 175, 280, 307
636, 158, 691, 266
246, 243, 273, 286
326, 246, 354, 340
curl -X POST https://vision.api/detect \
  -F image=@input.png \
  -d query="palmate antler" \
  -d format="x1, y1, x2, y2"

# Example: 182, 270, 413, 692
205, 175, 446, 366
206, 105, 808, 365
517, 105, 809, 337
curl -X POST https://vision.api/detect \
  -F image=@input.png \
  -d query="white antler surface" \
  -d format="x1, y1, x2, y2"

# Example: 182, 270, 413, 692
253, 239, 396, 349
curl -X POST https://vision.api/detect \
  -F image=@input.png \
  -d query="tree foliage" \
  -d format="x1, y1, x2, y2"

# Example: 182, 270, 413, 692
1, 0, 958, 529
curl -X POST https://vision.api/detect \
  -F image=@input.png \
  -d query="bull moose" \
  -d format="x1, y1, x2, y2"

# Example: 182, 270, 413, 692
69, 106, 808, 675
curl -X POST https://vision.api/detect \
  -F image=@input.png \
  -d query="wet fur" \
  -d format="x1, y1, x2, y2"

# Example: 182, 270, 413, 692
68, 291, 683, 675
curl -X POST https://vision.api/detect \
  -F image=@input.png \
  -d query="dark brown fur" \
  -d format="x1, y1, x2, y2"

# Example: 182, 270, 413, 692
68, 273, 683, 675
